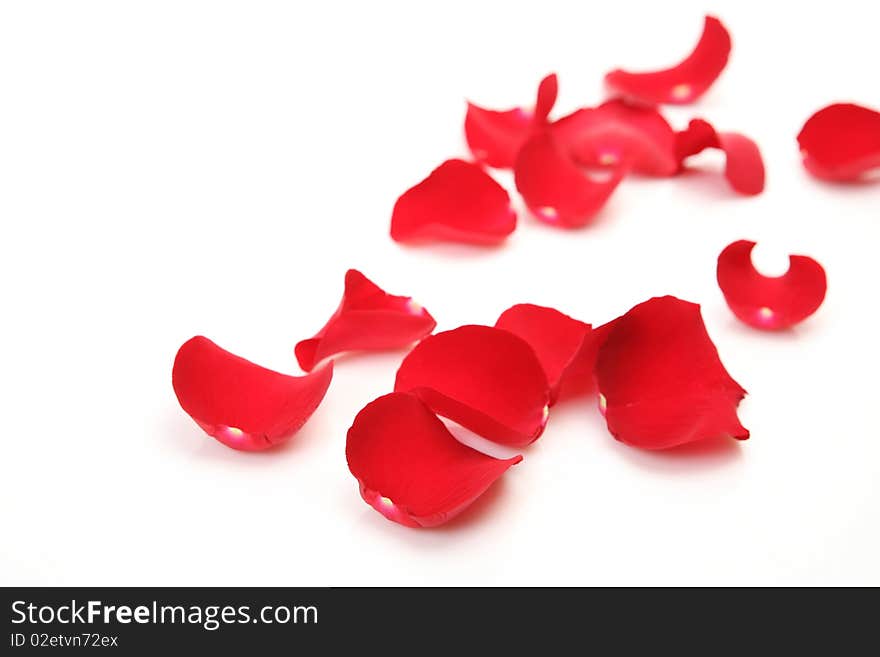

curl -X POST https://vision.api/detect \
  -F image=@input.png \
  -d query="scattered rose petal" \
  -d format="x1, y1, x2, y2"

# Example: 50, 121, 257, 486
595, 296, 748, 450
552, 99, 678, 176
295, 269, 436, 371
346, 392, 522, 528
395, 325, 550, 447
676, 118, 765, 195
495, 304, 594, 404
390, 159, 516, 245
716, 240, 827, 330
172, 336, 333, 451
465, 73, 558, 169
605, 15, 731, 105
514, 131, 624, 228
797, 103, 880, 181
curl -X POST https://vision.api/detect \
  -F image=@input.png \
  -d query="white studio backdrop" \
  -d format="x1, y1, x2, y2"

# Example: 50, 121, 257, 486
1, 0, 878, 585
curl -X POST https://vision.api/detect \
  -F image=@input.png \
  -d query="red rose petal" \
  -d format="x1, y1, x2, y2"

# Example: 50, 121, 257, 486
346, 392, 522, 528
676, 118, 765, 195
605, 15, 731, 105
716, 240, 827, 330
595, 296, 748, 450
295, 269, 436, 372
390, 159, 516, 245
797, 103, 880, 181
172, 336, 333, 451
552, 99, 678, 176
394, 325, 550, 447
514, 132, 624, 228
465, 73, 558, 169
495, 304, 593, 404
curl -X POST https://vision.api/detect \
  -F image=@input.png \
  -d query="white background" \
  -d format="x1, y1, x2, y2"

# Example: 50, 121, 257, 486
2, 1, 878, 586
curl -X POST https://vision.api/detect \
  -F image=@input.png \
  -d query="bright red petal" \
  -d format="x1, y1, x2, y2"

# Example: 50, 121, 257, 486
495, 304, 593, 404
595, 296, 748, 450
346, 392, 522, 528
514, 131, 623, 228
295, 269, 436, 371
390, 159, 516, 245
465, 73, 558, 169
716, 240, 827, 330
394, 325, 550, 447
172, 336, 333, 451
797, 103, 880, 181
552, 100, 678, 176
676, 119, 765, 195
605, 15, 731, 105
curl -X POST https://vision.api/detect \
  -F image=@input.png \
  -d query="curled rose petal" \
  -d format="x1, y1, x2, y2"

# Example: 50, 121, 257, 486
465, 73, 558, 169
495, 304, 594, 404
717, 240, 827, 330
605, 15, 731, 105
295, 269, 436, 371
797, 103, 880, 181
395, 325, 550, 447
346, 392, 522, 528
172, 336, 333, 451
676, 118, 765, 195
595, 296, 748, 450
552, 99, 678, 176
514, 131, 623, 228
390, 159, 516, 245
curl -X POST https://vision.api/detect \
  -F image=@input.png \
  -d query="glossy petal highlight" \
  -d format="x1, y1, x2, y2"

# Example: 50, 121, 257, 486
717, 240, 827, 330
295, 269, 436, 371
172, 336, 333, 451
605, 15, 731, 105
552, 100, 678, 176
346, 392, 522, 527
514, 132, 623, 228
395, 325, 550, 447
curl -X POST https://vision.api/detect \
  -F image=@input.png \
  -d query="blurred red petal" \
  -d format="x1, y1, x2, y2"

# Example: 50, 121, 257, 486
552, 99, 678, 176
346, 392, 522, 528
465, 73, 558, 169
797, 103, 880, 181
717, 240, 827, 330
390, 159, 516, 245
172, 336, 333, 451
514, 132, 623, 228
295, 269, 436, 371
495, 304, 593, 404
605, 15, 731, 105
676, 118, 765, 195
395, 325, 550, 447
595, 296, 748, 450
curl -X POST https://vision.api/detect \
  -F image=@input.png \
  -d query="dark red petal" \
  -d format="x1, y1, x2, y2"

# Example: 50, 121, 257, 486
716, 240, 827, 330
295, 269, 436, 372
390, 159, 516, 245
552, 100, 678, 176
605, 15, 731, 105
394, 325, 550, 447
465, 73, 558, 169
595, 296, 748, 450
676, 119, 765, 195
346, 392, 522, 528
514, 132, 623, 228
172, 336, 333, 451
797, 103, 880, 181
495, 304, 593, 404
